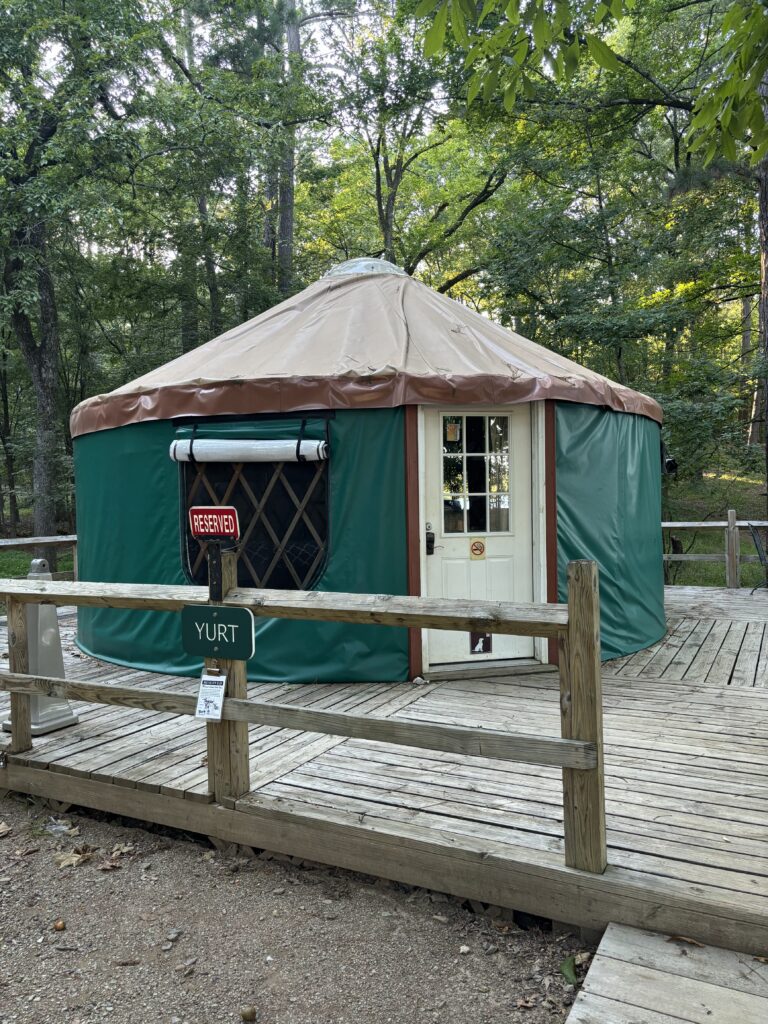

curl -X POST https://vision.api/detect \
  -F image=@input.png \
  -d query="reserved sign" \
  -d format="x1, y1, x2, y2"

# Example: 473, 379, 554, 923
188, 505, 240, 540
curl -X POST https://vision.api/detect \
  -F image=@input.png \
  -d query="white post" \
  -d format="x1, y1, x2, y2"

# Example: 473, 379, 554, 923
2, 558, 78, 736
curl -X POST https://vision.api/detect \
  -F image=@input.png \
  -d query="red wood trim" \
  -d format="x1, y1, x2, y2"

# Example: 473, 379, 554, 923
545, 400, 559, 665
404, 405, 423, 679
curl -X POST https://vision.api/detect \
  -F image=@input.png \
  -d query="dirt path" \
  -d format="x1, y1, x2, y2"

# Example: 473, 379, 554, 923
0, 794, 592, 1024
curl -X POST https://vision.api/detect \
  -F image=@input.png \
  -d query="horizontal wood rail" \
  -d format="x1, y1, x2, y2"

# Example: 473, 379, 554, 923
0, 672, 596, 770
0, 559, 606, 875
663, 510, 767, 588
0, 535, 77, 549
0, 579, 569, 637
0, 536, 79, 583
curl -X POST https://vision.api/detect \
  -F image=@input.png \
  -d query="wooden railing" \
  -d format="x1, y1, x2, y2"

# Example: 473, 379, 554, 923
0, 535, 78, 581
0, 559, 607, 874
663, 511, 768, 588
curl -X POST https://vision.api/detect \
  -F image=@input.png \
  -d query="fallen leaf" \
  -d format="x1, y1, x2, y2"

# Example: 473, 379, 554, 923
753, 955, 768, 964
666, 935, 705, 948
559, 955, 578, 985
96, 858, 122, 872
0, 822, 11, 839
54, 845, 95, 869
516, 996, 537, 1009
111, 843, 136, 857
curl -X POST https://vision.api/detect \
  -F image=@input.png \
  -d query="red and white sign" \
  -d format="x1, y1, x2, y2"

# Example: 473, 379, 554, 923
188, 506, 240, 540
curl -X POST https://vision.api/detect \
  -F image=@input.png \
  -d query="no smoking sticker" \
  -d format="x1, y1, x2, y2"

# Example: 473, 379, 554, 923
470, 538, 486, 559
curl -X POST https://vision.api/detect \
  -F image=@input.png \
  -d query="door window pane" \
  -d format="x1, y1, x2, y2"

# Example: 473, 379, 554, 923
468, 495, 487, 532
466, 416, 486, 453
489, 494, 509, 532
466, 455, 487, 494
489, 455, 509, 493
442, 416, 462, 453
444, 496, 465, 533
489, 417, 509, 453
443, 456, 464, 494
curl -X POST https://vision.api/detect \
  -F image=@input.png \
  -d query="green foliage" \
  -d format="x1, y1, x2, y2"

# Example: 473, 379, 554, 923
416, 0, 768, 164
0, 0, 761, 539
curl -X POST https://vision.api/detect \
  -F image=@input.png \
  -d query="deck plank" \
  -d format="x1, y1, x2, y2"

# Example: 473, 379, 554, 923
567, 923, 768, 1024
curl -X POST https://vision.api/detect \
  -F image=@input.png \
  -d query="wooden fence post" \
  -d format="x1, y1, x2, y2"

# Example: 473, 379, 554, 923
7, 597, 31, 753
726, 509, 740, 589
559, 561, 607, 874
205, 550, 250, 802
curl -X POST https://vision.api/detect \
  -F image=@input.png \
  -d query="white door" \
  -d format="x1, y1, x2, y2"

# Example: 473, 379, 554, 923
423, 408, 534, 664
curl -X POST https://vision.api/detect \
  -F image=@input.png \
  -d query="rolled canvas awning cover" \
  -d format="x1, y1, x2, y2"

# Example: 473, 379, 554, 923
70, 266, 661, 437
169, 438, 329, 462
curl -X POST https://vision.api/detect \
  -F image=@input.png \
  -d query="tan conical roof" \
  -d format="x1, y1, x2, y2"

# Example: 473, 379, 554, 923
70, 266, 661, 437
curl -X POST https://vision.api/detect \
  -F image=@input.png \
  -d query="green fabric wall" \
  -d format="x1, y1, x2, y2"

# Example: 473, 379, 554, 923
74, 409, 409, 681
555, 403, 666, 660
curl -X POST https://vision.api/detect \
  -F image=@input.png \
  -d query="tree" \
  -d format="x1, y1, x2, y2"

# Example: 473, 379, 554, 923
415, 0, 768, 500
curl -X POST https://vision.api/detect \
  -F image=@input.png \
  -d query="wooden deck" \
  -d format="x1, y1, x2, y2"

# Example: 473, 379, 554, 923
2, 593, 768, 955
610, 586, 768, 687
568, 923, 768, 1023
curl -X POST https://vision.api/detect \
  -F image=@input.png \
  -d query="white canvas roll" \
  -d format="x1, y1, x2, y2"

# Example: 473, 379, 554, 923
169, 438, 328, 463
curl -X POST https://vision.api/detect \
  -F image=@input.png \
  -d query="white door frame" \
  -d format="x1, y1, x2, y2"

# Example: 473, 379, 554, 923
417, 403, 548, 672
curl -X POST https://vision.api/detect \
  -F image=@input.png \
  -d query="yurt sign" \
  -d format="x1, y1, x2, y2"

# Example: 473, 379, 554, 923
181, 605, 255, 661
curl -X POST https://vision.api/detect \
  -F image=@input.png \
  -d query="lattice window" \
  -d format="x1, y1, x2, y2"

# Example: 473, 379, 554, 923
181, 458, 329, 590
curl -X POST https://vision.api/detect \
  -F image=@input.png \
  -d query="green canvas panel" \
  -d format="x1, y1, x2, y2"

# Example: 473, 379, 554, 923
555, 403, 666, 660
74, 409, 409, 681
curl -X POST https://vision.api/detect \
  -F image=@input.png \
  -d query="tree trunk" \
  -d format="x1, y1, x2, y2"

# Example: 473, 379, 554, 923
198, 195, 223, 339
179, 238, 199, 354
235, 172, 252, 322
0, 347, 20, 535
262, 169, 278, 280
277, 0, 300, 296
4, 227, 61, 563
278, 131, 296, 296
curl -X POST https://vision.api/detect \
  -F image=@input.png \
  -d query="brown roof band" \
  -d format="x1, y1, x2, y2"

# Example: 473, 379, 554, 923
70, 371, 661, 438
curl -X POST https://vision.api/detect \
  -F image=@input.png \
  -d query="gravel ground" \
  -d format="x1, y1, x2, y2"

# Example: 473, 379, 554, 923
0, 793, 594, 1024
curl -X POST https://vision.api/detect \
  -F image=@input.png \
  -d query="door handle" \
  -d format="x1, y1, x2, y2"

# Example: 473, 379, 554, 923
426, 531, 435, 555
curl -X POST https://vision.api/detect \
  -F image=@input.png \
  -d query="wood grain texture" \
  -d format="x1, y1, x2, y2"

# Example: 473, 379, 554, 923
561, 562, 607, 874
0, 578, 568, 637
6, 597, 31, 753
665, 586, 768, 624
0, 672, 597, 769
0, 535, 76, 550
726, 508, 741, 589
569, 923, 768, 1024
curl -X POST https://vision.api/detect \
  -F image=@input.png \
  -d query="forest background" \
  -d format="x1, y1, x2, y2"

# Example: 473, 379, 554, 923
0, 0, 764, 573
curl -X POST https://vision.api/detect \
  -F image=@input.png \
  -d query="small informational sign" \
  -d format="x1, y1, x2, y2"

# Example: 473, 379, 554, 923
188, 505, 240, 540
195, 671, 227, 721
181, 605, 255, 661
470, 632, 492, 655
470, 538, 486, 560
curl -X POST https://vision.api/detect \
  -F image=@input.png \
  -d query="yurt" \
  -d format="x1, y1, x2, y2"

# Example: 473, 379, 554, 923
70, 258, 665, 682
